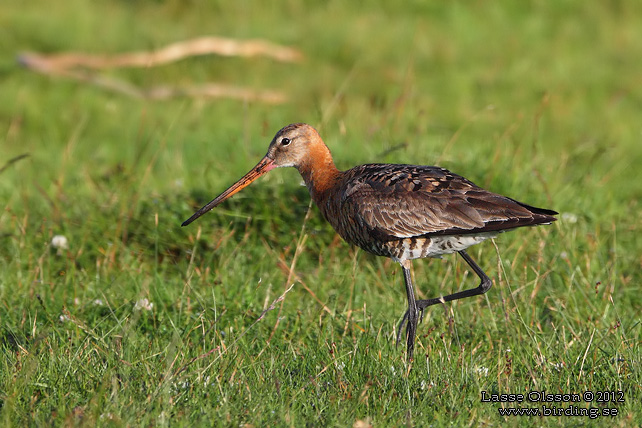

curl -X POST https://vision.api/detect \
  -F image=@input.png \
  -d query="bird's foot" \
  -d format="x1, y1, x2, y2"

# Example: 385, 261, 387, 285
396, 300, 434, 346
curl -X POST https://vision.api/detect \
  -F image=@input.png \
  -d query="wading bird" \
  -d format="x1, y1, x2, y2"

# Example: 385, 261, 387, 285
182, 123, 557, 359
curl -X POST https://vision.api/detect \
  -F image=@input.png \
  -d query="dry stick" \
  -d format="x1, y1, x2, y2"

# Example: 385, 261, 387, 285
18, 36, 301, 103
136, 82, 286, 103
19, 55, 142, 97
18, 36, 303, 70
19, 57, 287, 103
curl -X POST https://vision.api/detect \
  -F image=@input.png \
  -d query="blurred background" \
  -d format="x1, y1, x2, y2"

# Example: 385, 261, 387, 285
1, 0, 641, 425
3, 1, 640, 216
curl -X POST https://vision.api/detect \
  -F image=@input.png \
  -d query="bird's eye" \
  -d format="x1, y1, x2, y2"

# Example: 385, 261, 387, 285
281, 137, 291, 146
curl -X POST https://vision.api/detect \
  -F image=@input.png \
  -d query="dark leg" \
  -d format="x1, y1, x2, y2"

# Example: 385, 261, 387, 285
396, 250, 492, 345
400, 260, 419, 360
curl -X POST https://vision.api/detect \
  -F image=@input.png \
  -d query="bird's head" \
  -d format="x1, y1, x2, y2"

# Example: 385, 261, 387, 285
264, 123, 324, 169
181, 123, 325, 227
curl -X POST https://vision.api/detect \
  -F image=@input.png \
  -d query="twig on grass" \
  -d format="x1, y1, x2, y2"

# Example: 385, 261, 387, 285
18, 36, 302, 103
19, 57, 287, 103
18, 37, 302, 70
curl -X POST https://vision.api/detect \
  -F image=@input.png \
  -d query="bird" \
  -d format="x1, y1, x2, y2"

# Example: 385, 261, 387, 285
182, 123, 557, 360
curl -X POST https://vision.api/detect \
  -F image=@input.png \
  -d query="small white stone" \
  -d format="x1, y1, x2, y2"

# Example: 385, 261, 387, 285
51, 235, 69, 250
134, 298, 154, 311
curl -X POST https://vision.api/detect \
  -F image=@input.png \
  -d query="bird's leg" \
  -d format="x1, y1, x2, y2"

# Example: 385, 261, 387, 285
400, 260, 419, 360
396, 250, 492, 344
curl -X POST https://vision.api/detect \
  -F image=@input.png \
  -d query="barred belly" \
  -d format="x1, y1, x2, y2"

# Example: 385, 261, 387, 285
369, 232, 499, 262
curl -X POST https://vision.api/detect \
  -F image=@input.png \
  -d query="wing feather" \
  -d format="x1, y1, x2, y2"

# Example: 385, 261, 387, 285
339, 164, 556, 239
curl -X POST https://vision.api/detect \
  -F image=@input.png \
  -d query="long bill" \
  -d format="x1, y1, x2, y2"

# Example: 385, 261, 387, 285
181, 156, 275, 227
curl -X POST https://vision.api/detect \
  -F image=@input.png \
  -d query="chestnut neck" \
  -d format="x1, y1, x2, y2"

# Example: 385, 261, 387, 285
296, 141, 342, 203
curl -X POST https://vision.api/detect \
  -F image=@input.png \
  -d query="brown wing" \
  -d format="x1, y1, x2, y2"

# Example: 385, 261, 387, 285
339, 164, 557, 239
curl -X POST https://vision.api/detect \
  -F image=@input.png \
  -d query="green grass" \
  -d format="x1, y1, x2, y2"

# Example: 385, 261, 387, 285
1, 0, 641, 426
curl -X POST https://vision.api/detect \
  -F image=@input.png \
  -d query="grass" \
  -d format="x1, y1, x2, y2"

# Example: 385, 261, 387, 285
1, 0, 641, 426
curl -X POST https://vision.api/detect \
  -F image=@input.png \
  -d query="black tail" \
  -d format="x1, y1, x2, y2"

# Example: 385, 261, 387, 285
514, 200, 558, 223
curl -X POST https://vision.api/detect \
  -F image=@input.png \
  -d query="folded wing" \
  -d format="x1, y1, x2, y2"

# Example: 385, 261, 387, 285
340, 164, 557, 240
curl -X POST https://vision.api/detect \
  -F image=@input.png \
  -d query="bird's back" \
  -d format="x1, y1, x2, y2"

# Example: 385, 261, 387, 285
314, 163, 557, 261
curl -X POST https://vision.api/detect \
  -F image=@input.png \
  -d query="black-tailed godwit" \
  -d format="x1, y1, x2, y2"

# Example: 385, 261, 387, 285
182, 123, 557, 359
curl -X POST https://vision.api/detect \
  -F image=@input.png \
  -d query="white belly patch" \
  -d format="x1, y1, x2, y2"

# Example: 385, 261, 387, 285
396, 232, 499, 262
